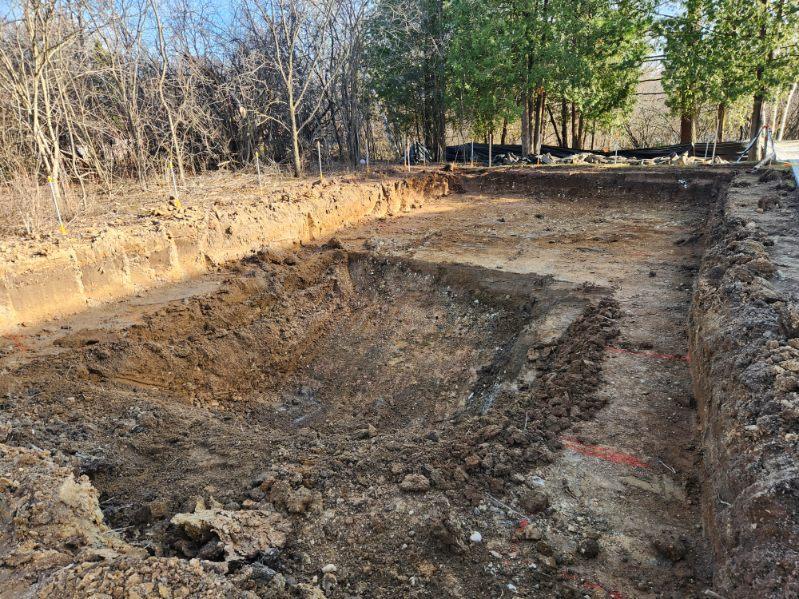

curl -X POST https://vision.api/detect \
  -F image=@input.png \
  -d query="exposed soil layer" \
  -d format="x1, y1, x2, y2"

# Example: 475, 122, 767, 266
0, 172, 453, 333
689, 168, 799, 597
4, 165, 794, 598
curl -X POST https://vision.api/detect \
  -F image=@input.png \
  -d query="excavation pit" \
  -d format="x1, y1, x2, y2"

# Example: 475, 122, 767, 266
4, 247, 610, 549
10, 166, 788, 598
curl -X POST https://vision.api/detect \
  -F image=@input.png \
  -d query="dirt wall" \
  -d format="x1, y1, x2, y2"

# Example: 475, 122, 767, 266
689, 170, 799, 597
461, 165, 728, 200
0, 173, 452, 333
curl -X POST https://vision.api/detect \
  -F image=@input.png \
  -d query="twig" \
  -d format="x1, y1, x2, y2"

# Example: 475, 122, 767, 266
486, 493, 526, 519
657, 458, 676, 474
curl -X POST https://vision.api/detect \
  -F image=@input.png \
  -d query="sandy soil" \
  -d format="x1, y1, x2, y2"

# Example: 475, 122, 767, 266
0, 166, 740, 597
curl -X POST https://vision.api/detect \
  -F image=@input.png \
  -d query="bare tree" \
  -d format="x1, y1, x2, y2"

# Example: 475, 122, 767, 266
241, 0, 363, 176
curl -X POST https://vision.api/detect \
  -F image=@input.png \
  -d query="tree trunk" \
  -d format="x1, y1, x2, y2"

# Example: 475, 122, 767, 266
561, 99, 569, 148
546, 104, 562, 147
716, 104, 726, 142
532, 90, 546, 154
779, 83, 797, 141
500, 117, 508, 145
577, 113, 585, 150
571, 103, 578, 149
288, 97, 303, 177
680, 114, 695, 145
521, 96, 530, 156
750, 93, 765, 160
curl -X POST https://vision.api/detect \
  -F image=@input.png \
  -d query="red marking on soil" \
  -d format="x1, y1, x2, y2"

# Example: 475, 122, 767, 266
2, 334, 29, 353
561, 570, 625, 598
606, 345, 689, 363
561, 436, 650, 469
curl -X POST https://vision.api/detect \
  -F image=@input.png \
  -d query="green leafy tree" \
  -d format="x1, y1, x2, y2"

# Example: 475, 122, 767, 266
365, 0, 447, 159
661, 0, 712, 144
550, 0, 653, 148
447, 0, 518, 139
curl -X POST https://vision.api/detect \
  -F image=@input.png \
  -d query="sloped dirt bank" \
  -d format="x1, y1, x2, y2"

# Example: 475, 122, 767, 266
689, 168, 799, 597
459, 165, 728, 201
0, 173, 453, 334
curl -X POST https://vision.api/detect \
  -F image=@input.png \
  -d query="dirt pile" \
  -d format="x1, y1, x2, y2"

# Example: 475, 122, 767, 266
0, 443, 246, 598
690, 168, 799, 597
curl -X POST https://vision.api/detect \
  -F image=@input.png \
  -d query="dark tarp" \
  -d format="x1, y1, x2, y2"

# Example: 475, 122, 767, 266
445, 141, 748, 164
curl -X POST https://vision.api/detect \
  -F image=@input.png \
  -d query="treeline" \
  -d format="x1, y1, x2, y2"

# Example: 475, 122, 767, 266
662, 0, 798, 153
368, 0, 798, 160
0, 0, 797, 189
0, 0, 367, 184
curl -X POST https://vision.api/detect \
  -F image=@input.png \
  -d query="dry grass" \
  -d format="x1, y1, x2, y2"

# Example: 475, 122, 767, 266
0, 162, 372, 239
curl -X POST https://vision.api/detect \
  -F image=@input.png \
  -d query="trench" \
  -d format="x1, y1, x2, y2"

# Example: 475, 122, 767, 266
5, 165, 784, 598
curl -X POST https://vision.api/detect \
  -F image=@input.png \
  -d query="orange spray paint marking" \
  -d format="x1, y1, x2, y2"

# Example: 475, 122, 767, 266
606, 345, 690, 363
561, 436, 650, 469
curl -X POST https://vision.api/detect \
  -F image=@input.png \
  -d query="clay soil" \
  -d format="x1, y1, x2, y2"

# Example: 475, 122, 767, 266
1, 167, 734, 597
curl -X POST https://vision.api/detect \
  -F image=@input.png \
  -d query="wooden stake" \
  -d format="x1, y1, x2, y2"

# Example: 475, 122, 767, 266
488, 133, 493, 167
47, 176, 67, 235
255, 151, 262, 188
317, 139, 324, 181
168, 161, 179, 203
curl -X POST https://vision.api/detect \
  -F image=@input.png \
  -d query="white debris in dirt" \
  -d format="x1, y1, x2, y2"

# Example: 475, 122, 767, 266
0, 443, 243, 598
469, 531, 483, 543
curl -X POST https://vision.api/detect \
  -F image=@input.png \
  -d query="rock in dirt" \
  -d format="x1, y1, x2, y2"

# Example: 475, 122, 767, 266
269, 481, 323, 513
652, 535, 688, 562
399, 473, 430, 492
0, 444, 243, 598
576, 538, 600, 559
170, 508, 290, 562
430, 512, 468, 554
515, 523, 543, 542
519, 489, 550, 514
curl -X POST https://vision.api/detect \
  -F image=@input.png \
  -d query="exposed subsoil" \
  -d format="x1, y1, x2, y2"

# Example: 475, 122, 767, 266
0, 166, 750, 598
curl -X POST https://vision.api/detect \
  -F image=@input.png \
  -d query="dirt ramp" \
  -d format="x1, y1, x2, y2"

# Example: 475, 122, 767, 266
0, 173, 453, 334
690, 170, 799, 597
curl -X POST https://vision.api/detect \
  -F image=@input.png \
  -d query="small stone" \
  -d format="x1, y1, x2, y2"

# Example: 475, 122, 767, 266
321, 564, 337, 574
652, 536, 688, 562
519, 489, 549, 514
469, 531, 482, 543
576, 538, 600, 559
518, 525, 543, 541
400, 474, 430, 492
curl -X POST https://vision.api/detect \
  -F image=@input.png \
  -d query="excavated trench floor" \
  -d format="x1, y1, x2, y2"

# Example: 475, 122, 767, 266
0, 167, 733, 597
